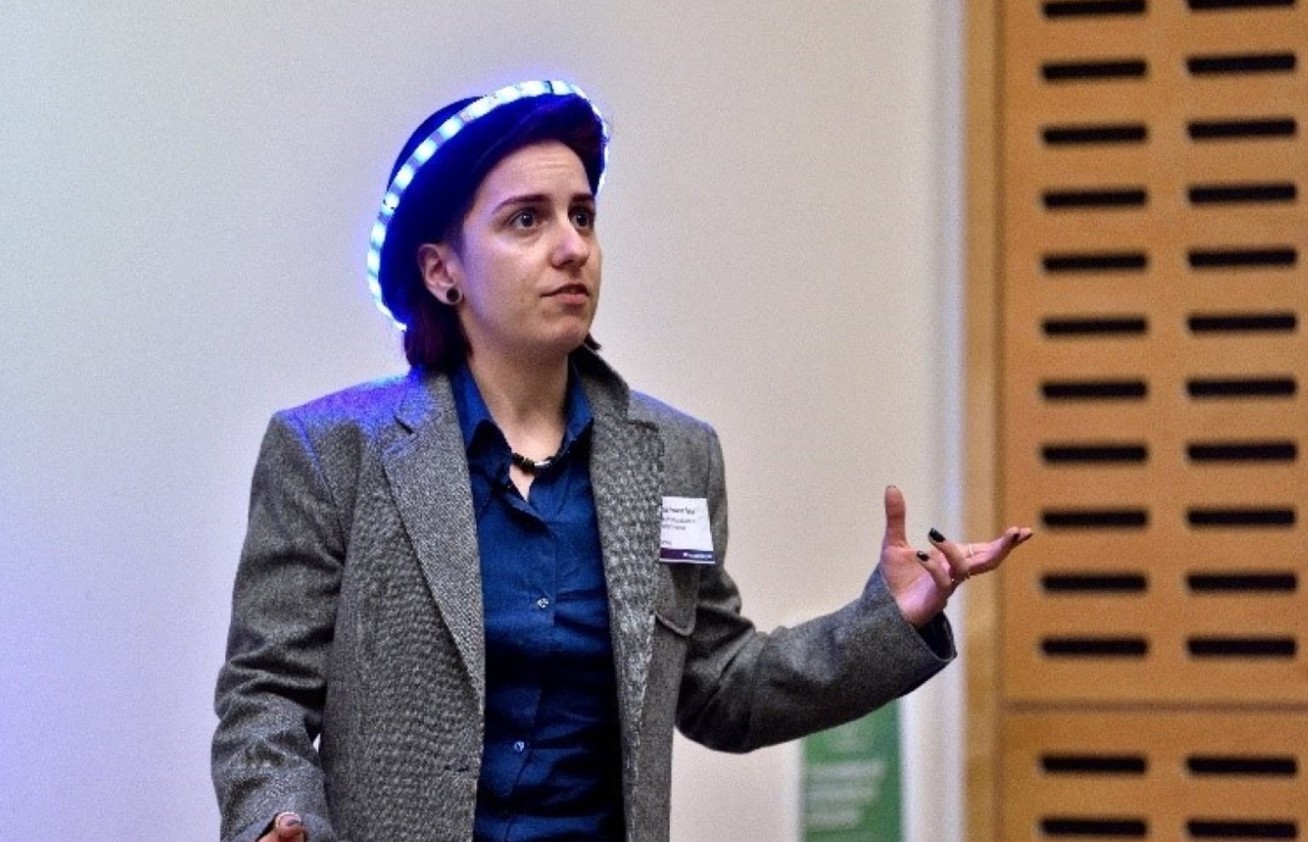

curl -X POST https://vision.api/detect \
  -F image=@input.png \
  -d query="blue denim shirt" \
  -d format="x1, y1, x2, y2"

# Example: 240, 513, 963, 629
449, 364, 625, 841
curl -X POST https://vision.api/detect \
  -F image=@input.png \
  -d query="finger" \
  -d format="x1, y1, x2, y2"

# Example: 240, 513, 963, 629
916, 549, 953, 594
883, 485, 909, 547
999, 528, 1032, 557
967, 527, 1035, 575
928, 527, 968, 582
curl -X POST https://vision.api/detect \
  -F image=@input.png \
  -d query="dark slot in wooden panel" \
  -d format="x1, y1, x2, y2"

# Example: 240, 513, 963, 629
1188, 313, 1297, 333
1043, 251, 1149, 272
1043, 508, 1149, 528
1187, 755, 1299, 776
1188, 0, 1296, 8
1187, 441, 1297, 461
1043, 379, 1148, 400
1043, 317, 1148, 336
1044, 637, 1150, 657
1188, 53, 1297, 75
1043, 187, 1148, 209
1187, 507, 1296, 527
1188, 637, 1297, 657
1189, 182, 1297, 204
1043, 443, 1148, 463
1043, 573, 1148, 593
1043, 123, 1148, 145
1041, 817, 1148, 836
1187, 820, 1298, 840
1042, 754, 1148, 774
1187, 377, 1297, 398
1187, 572, 1298, 592
1043, 59, 1148, 81
1044, 0, 1147, 16
1188, 118, 1298, 139
1188, 247, 1298, 268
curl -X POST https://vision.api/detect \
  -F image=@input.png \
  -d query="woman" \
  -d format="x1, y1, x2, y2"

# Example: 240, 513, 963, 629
212, 80, 1031, 842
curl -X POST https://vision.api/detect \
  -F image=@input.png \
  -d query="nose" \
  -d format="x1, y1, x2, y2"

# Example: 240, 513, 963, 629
552, 216, 592, 268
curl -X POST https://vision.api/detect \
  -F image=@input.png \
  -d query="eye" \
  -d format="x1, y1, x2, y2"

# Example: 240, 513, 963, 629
509, 208, 539, 229
570, 205, 596, 229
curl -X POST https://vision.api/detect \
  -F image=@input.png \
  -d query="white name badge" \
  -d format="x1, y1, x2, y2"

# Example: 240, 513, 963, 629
660, 496, 716, 564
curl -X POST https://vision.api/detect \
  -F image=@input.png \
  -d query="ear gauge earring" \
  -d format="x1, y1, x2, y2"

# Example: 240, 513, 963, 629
444, 287, 462, 306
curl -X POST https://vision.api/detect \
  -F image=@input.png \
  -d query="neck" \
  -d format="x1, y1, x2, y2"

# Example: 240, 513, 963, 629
465, 349, 570, 455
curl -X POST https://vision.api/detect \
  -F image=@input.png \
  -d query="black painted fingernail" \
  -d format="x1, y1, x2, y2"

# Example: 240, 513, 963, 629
916, 550, 930, 562
929, 528, 946, 543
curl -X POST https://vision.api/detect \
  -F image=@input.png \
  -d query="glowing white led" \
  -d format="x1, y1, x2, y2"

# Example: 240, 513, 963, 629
414, 138, 437, 163
366, 80, 609, 328
436, 117, 463, 139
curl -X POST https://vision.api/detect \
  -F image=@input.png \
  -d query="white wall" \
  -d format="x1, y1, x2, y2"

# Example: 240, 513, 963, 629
0, 2, 965, 838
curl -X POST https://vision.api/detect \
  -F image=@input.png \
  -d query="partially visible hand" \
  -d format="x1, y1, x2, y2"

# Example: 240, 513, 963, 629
258, 812, 307, 842
876, 485, 1032, 628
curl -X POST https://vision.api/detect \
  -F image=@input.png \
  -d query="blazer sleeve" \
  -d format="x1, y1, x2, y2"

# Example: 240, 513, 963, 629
212, 412, 342, 842
674, 427, 955, 753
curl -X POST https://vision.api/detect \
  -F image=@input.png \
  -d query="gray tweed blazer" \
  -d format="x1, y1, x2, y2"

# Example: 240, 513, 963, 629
212, 348, 953, 842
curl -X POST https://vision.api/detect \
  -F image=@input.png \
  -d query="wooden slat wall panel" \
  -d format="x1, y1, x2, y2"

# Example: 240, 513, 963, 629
978, 0, 1308, 838
1000, 0, 1308, 704
1002, 712, 1307, 840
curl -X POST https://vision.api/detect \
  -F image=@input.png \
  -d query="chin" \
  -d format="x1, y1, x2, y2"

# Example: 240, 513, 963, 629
556, 319, 595, 350
560, 333, 592, 356
527, 327, 591, 361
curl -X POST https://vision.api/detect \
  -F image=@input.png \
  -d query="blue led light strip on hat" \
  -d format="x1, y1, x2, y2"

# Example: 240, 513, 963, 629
366, 79, 610, 328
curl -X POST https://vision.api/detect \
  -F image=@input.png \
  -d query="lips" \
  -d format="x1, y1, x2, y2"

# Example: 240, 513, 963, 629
544, 283, 590, 298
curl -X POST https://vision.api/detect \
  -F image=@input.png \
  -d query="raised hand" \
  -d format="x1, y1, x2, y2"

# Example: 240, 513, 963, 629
876, 485, 1032, 628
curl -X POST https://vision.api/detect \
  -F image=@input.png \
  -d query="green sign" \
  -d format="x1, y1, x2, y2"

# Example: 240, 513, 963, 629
801, 702, 902, 841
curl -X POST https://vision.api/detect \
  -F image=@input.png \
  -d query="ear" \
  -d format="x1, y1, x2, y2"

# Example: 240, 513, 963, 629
417, 242, 461, 303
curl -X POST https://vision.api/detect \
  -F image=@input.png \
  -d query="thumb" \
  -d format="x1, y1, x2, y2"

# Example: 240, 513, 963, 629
274, 813, 307, 842
883, 485, 908, 547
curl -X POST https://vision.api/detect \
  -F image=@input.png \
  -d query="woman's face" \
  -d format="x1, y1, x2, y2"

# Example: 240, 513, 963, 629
426, 140, 602, 365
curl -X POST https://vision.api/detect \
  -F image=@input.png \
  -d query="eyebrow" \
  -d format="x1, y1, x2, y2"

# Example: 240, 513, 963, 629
491, 191, 596, 215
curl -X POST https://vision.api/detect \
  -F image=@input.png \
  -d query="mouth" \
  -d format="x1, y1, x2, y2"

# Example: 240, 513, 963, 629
544, 283, 591, 299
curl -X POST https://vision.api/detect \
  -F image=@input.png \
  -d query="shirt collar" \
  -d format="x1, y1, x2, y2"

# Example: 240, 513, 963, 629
449, 361, 594, 458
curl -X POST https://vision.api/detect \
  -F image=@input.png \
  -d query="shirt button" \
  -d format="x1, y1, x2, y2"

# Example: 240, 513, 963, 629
513, 740, 526, 753
536, 597, 550, 609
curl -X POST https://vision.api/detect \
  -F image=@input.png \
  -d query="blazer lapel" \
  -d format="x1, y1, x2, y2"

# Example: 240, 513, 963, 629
381, 370, 486, 704
581, 357, 665, 783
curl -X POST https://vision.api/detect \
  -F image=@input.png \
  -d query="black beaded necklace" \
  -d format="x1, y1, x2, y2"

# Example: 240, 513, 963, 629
509, 450, 556, 475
